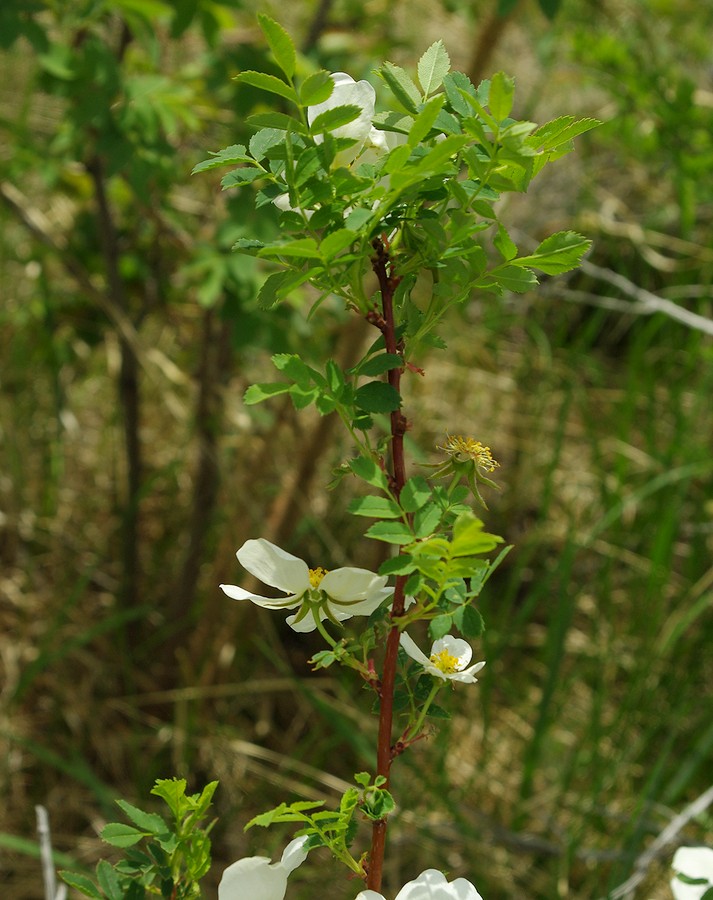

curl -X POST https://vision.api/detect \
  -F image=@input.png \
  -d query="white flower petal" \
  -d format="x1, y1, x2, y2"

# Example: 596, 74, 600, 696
220, 583, 300, 610
432, 635, 473, 669
218, 855, 288, 900
237, 539, 310, 595
218, 837, 309, 900
308, 72, 376, 146
321, 568, 387, 604
448, 661, 485, 684
672, 846, 713, 900
278, 836, 310, 873
354, 892, 387, 900
399, 632, 433, 668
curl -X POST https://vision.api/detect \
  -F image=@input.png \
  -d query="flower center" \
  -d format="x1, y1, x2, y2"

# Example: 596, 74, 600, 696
430, 649, 461, 675
309, 567, 328, 589
438, 435, 499, 472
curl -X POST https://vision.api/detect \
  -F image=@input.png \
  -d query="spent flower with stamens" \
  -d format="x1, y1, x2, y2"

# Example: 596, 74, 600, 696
430, 433, 500, 508
437, 435, 499, 472
220, 538, 392, 633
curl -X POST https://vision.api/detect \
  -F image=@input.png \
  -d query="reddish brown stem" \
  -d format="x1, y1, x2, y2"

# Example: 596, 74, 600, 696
366, 241, 408, 892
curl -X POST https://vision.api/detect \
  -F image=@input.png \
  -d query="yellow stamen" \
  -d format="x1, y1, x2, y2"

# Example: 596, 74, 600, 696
437, 435, 499, 472
309, 567, 328, 589
430, 649, 461, 675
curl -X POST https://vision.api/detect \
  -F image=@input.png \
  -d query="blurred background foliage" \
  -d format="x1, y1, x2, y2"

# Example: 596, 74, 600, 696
1, 0, 712, 897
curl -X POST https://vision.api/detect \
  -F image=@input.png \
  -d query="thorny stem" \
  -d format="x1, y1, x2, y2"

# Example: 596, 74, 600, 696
367, 238, 408, 892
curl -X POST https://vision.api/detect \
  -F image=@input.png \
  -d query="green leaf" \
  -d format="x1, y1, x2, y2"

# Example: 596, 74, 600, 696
257, 238, 322, 259
453, 604, 484, 639
530, 116, 600, 151
400, 476, 432, 513
247, 111, 308, 134
220, 168, 263, 189
234, 70, 298, 104
257, 13, 296, 79
365, 521, 414, 544
494, 224, 518, 261
451, 514, 502, 556
380, 62, 421, 114
257, 269, 313, 309
488, 71, 514, 121
96, 860, 124, 900
355, 381, 402, 413
512, 231, 591, 275
429, 615, 453, 640
59, 872, 103, 899
244, 382, 292, 404
417, 40, 451, 96
309, 104, 362, 135
101, 823, 145, 848
249, 127, 287, 161
191, 144, 252, 174
354, 353, 403, 377
378, 554, 415, 576
300, 70, 334, 106
383, 143, 412, 175
413, 502, 441, 538
488, 265, 538, 293
272, 353, 316, 387
348, 456, 389, 489
408, 95, 445, 147
320, 228, 356, 258
115, 800, 168, 835
348, 495, 402, 518
442, 71, 477, 117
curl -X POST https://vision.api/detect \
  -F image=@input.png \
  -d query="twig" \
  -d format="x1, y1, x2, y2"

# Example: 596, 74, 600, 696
557, 260, 713, 337
605, 783, 713, 900
35, 805, 67, 900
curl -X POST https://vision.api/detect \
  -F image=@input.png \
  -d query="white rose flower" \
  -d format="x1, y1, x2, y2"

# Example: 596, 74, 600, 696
218, 836, 309, 900
355, 868, 485, 900
221, 538, 392, 632
671, 846, 713, 900
399, 632, 485, 683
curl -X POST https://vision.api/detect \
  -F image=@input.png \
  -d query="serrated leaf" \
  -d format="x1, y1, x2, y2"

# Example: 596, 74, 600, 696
453, 604, 484, 639
429, 614, 453, 640
413, 502, 441, 538
349, 456, 389, 489
257, 270, 312, 309
233, 237, 265, 254
512, 231, 591, 274
249, 127, 287, 161
488, 265, 538, 293
400, 476, 432, 513
408, 95, 445, 147
96, 860, 123, 900
234, 70, 297, 103
353, 353, 403, 377
529, 115, 601, 151
101, 823, 145, 848
221, 167, 263, 189
257, 14, 296, 79
257, 238, 322, 259
300, 70, 334, 106
115, 800, 168, 835
309, 104, 362, 135
383, 143, 412, 175
355, 381, 402, 413
494, 224, 518, 261
489, 71, 514, 121
243, 382, 292, 404
347, 495, 402, 518
417, 40, 451, 96
442, 71, 477, 117
365, 521, 414, 544
320, 228, 356, 258
272, 353, 315, 387
378, 554, 415, 576
380, 62, 421, 113
59, 871, 103, 898
451, 514, 502, 556
191, 144, 251, 174
247, 111, 308, 134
